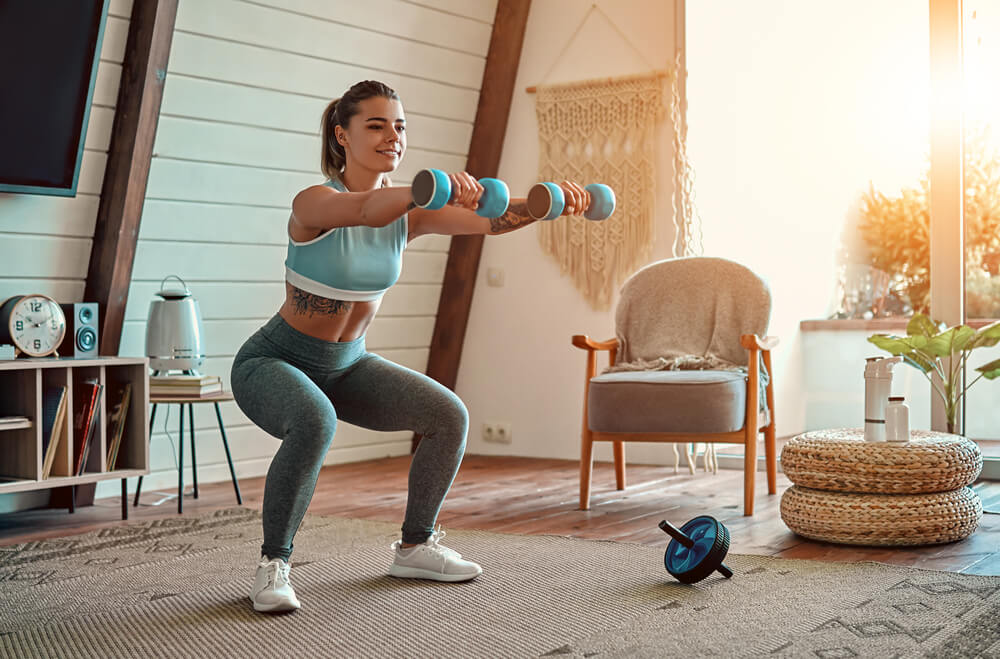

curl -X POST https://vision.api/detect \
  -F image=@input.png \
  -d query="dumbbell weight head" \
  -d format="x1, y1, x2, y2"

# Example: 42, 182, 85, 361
527, 182, 565, 221
659, 516, 733, 584
412, 168, 452, 211
583, 183, 616, 221
477, 178, 511, 219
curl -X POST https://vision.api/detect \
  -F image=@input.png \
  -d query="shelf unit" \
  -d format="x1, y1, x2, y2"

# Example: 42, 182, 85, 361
0, 357, 149, 504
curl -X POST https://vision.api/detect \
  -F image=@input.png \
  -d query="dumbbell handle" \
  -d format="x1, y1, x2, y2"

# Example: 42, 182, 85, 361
411, 168, 509, 219
527, 182, 615, 221
659, 520, 733, 579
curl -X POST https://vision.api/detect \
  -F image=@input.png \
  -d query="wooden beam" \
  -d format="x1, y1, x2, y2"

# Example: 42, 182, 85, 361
415, 0, 532, 452
84, 0, 178, 357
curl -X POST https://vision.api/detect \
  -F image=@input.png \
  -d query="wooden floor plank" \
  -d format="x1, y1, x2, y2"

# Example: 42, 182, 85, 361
0, 455, 997, 576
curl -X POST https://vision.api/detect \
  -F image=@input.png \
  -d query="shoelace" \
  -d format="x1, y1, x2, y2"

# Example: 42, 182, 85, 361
392, 526, 462, 559
264, 560, 291, 589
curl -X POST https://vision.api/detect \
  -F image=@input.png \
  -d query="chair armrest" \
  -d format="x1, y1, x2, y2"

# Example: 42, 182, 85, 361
571, 335, 619, 351
740, 334, 779, 351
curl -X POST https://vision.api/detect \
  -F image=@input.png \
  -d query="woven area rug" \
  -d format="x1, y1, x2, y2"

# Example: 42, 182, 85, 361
1, 507, 998, 658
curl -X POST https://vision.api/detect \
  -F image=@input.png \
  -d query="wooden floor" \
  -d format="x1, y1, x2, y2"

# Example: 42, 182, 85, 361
1, 455, 998, 575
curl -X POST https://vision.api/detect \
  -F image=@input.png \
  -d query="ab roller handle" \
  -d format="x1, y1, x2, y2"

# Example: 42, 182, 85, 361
527, 181, 616, 221
659, 517, 733, 584
411, 168, 510, 219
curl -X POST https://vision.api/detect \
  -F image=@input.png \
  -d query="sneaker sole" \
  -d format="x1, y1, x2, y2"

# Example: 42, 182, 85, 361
252, 597, 301, 613
388, 565, 482, 582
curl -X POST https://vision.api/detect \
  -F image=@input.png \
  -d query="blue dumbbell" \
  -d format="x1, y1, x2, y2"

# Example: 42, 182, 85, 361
411, 168, 510, 219
527, 182, 616, 221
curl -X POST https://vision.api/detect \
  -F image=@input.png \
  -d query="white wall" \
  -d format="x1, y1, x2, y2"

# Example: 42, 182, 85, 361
0, 0, 133, 512
686, 1, 931, 439
0, 0, 497, 507
456, 0, 680, 466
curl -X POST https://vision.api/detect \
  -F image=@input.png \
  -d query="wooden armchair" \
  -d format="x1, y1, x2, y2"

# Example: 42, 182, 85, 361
571, 257, 779, 516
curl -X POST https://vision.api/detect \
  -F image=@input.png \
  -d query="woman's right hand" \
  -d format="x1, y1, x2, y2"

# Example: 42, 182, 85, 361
447, 171, 484, 211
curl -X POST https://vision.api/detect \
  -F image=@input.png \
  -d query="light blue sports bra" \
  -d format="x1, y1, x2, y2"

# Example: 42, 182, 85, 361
284, 178, 408, 302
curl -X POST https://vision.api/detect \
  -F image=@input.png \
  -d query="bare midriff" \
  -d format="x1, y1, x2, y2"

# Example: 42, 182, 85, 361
277, 282, 381, 343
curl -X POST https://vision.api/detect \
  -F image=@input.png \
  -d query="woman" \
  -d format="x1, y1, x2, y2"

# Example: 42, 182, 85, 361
231, 80, 590, 613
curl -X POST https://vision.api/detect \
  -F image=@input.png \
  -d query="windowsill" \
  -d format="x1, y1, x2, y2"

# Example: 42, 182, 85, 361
801, 318, 999, 331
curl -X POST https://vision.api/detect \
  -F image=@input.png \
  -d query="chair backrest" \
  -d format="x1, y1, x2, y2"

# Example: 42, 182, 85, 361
614, 256, 771, 366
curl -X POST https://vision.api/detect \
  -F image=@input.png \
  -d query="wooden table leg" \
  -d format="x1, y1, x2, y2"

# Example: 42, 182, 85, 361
178, 404, 184, 515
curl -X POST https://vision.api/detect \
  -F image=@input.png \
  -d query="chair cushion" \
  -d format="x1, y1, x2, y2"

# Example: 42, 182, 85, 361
587, 370, 747, 434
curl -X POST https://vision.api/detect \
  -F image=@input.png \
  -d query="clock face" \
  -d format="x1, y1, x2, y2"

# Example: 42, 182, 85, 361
7, 295, 66, 357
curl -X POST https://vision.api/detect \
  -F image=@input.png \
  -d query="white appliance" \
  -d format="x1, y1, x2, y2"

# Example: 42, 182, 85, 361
145, 275, 205, 373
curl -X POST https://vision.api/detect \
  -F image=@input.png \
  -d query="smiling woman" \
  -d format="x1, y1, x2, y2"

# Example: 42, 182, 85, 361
228, 78, 593, 614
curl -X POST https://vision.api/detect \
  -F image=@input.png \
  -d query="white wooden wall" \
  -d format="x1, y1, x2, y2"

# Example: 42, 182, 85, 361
0, 0, 496, 504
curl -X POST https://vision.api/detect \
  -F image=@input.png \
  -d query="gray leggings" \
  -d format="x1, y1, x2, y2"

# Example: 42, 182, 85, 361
230, 314, 468, 561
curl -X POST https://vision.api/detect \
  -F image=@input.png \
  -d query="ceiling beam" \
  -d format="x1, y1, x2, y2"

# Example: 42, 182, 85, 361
85, 0, 178, 357
415, 0, 532, 451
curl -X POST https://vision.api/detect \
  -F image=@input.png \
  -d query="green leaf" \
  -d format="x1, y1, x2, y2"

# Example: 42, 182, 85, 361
903, 353, 935, 373
965, 320, 1000, 350
907, 313, 939, 338
974, 357, 1000, 380
923, 327, 975, 357
868, 334, 913, 355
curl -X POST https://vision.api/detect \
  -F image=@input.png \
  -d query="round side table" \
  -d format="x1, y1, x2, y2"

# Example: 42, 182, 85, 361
779, 428, 983, 546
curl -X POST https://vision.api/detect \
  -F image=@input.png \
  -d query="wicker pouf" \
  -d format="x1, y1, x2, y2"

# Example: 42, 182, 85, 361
781, 428, 983, 494
781, 485, 983, 546
779, 428, 984, 546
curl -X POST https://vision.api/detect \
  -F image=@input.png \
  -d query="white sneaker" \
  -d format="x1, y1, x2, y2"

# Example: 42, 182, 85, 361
388, 527, 482, 582
250, 557, 301, 612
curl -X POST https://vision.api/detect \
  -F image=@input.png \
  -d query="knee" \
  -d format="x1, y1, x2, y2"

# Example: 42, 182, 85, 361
289, 408, 337, 450
439, 395, 469, 443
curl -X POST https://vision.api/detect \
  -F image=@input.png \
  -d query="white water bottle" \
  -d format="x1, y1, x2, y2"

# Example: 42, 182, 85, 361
885, 396, 910, 443
864, 356, 902, 442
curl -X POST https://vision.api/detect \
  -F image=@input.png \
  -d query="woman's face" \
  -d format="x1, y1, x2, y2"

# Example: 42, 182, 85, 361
336, 96, 406, 175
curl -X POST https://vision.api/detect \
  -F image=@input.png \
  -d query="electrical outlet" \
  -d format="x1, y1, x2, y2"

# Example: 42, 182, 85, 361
482, 422, 513, 444
496, 423, 512, 443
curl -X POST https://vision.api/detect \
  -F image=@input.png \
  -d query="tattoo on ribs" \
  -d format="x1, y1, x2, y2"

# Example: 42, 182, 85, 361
291, 288, 353, 316
489, 202, 534, 233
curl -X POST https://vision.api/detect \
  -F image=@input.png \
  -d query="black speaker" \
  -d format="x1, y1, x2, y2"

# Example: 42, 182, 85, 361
59, 303, 99, 358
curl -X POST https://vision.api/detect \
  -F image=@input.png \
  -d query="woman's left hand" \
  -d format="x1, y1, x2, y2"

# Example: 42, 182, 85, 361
559, 181, 590, 217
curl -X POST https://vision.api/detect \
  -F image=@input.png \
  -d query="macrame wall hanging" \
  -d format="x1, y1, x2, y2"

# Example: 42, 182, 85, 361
527, 4, 682, 310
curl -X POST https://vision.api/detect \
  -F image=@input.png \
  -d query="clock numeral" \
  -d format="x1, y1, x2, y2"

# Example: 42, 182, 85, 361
30, 301, 42, 313
51, 319, 59, 330
34, 339, 41, 351
15, 320, 23, 332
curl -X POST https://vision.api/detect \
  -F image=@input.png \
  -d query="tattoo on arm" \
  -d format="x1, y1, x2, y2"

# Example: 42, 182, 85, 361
489, 202, 535, 234
291, 287, 353, 316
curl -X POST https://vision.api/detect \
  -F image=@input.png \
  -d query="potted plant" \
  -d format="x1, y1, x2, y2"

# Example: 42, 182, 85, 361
869, 313, 1000, 433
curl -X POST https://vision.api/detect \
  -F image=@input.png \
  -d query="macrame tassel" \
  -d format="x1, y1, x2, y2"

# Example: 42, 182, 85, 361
535, 71, 666, 310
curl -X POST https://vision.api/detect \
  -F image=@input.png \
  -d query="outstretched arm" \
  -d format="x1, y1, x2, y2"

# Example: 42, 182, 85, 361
408, 200, 535, 239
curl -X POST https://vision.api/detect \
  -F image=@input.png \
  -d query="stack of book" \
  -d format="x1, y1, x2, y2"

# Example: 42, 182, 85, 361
41, 387, 68, 479
73, 379, 103, 476
149, 374, 224, 398
106, 383, 132, 471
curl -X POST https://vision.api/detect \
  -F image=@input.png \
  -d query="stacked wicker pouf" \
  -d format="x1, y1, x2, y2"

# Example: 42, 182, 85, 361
780, 428, 983, 546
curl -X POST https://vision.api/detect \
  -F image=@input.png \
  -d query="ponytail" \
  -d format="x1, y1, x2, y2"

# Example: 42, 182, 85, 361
320, 98, 345, 181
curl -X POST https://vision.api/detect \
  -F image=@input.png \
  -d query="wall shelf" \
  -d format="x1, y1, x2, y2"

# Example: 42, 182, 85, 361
0, 357, 149, 506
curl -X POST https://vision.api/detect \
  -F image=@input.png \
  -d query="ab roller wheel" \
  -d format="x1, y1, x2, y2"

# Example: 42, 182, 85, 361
411, 168, 510, 219
527, 181, 616, 221
659, 516, 733, 584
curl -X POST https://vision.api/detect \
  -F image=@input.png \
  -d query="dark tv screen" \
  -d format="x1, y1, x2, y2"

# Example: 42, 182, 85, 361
0, 0, 109, 196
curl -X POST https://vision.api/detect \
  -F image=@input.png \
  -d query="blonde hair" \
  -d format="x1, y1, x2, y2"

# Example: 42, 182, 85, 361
321, 80, 401, 182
